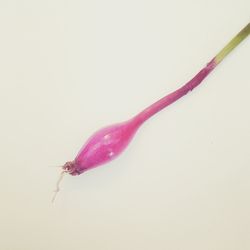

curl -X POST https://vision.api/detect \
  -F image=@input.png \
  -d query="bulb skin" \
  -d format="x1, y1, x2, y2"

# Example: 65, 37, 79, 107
63, 119, 140, 175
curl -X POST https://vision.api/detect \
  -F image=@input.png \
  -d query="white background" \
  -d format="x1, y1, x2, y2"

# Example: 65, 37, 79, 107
0, 1, 249, 249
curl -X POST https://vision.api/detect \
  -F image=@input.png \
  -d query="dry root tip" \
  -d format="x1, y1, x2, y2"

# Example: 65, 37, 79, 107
51, 170, 66, 203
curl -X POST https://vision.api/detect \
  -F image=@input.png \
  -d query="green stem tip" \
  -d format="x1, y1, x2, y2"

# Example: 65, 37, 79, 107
215, 23, 250, 64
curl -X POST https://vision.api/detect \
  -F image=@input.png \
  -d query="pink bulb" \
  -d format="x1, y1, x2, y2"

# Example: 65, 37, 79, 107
63, 118, 141, 175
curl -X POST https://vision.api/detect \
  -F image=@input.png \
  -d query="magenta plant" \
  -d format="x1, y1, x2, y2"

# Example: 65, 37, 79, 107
53, 23, 249, 201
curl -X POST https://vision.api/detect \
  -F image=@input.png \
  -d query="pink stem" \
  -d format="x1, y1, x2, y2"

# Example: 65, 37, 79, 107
134, 58, 217, 124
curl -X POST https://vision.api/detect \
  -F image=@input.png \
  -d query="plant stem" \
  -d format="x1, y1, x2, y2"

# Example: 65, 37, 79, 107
135, 23, 250, 124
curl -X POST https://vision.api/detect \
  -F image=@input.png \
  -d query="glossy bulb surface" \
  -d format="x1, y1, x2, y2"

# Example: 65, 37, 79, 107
63, 118, 141, 175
